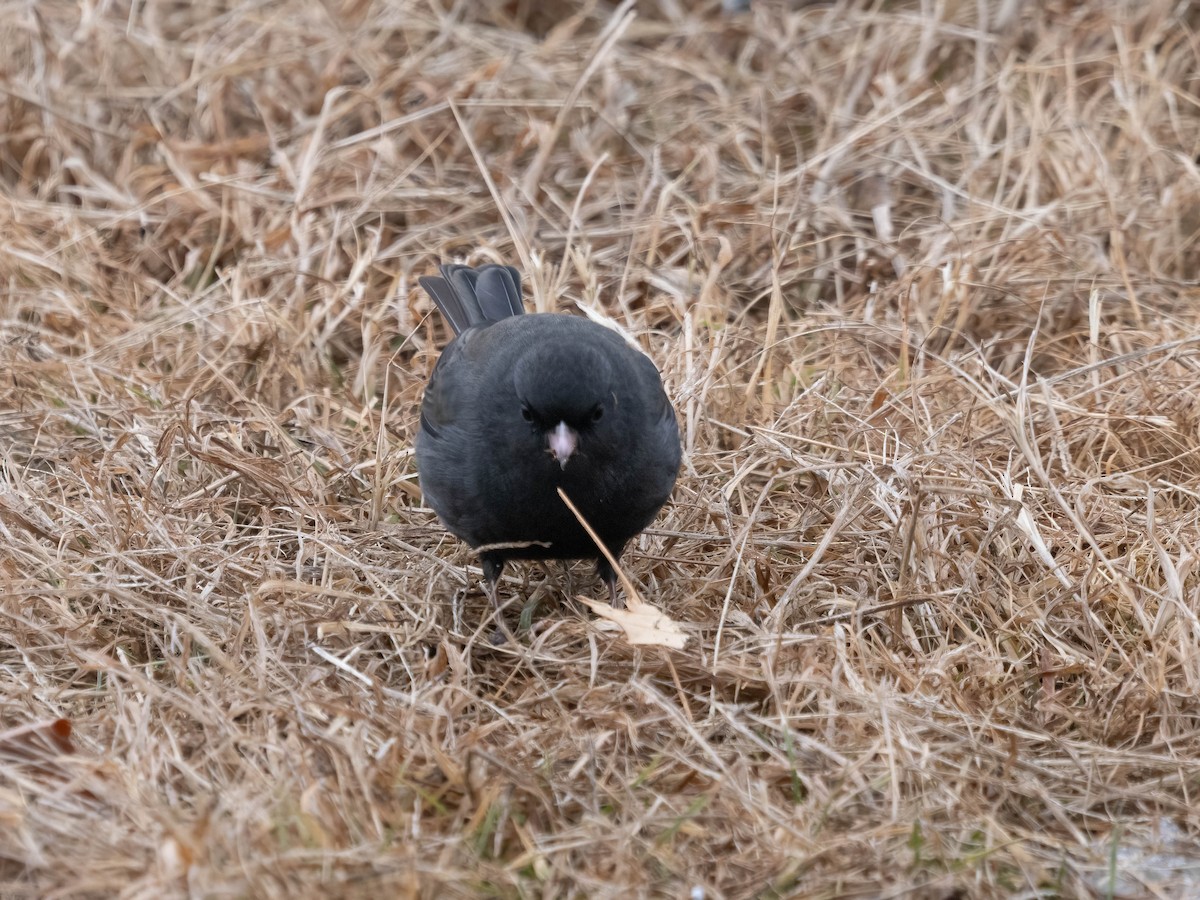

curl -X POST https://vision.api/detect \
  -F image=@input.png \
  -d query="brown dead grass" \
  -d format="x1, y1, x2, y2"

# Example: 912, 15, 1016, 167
3, 0, 1200, 896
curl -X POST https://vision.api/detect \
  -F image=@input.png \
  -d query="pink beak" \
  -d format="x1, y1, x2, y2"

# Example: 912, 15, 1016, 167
548, 421, 578, 469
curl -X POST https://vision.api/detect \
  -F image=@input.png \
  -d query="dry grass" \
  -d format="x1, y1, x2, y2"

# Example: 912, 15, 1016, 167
3, 0, 1200, 896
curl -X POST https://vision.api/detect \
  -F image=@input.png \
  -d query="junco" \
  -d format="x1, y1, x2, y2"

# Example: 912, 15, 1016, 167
416, 263, 681, 635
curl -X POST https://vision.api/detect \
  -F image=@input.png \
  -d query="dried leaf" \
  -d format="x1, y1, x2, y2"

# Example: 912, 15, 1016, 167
577, 595, 689, 649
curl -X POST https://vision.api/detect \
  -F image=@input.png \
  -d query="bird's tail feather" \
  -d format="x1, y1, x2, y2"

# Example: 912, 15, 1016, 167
418, 264, 524, 335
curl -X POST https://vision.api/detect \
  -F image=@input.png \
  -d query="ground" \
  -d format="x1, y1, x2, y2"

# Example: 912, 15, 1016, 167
3, 0, 1200, 897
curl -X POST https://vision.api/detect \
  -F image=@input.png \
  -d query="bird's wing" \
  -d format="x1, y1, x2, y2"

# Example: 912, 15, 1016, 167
418, 321, 509, 439
419, 333, 472, 439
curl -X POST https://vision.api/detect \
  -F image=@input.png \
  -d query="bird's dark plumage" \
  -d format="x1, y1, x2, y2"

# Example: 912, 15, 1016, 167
416, 263, 681, 637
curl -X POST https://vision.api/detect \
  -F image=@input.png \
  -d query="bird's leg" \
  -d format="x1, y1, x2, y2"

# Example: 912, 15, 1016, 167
596, 556, 624, 610
481, 554, 509, 645
607, 575, 621, 609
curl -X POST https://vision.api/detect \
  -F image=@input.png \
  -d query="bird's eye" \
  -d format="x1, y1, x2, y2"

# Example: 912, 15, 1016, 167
521, 405, 534, 423
591, 405, 604, 422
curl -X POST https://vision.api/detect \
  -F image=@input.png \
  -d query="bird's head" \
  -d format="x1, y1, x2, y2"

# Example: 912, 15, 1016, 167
513, 342, 615, 470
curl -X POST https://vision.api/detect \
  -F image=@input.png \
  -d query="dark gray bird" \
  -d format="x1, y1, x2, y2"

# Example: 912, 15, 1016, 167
416, 263, 681, 636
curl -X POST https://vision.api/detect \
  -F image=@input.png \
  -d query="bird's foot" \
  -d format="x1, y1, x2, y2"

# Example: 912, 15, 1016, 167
484, 573, 508, 644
